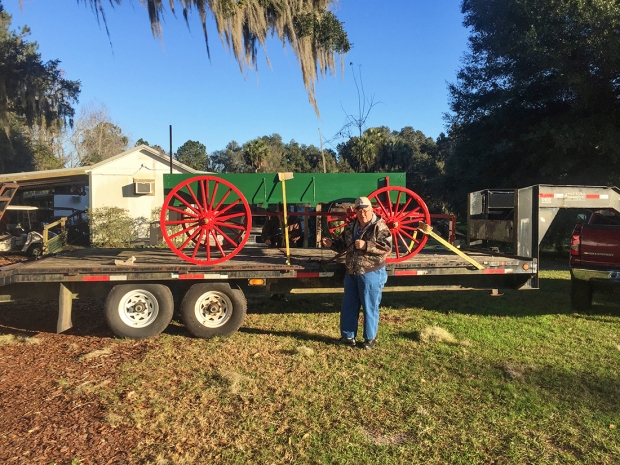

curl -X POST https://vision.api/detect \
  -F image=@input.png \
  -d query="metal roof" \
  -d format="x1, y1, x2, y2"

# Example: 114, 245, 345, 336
0, 145, 199, 190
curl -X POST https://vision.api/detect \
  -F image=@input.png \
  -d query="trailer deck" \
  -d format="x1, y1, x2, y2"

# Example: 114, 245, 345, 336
0, 245, 536, 290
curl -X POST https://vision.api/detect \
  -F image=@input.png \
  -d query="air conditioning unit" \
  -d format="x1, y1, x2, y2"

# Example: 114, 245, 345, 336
134, 181, 154, 195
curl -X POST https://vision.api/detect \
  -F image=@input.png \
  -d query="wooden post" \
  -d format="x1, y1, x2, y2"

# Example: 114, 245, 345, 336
302, 206, 308, 248
316, 204, 322, 247
57, 283, 73, 333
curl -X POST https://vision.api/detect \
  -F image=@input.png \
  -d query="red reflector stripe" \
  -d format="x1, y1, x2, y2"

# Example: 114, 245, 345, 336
178, 274, 205, 280
394, 270, 420, 276
297, 272, 320, 278
82, 276, 110, 281
482, 269, 507, 274
585, 194, 600, 199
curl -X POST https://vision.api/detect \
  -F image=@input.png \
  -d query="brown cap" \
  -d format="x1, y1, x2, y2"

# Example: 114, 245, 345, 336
354, 196, 371, 209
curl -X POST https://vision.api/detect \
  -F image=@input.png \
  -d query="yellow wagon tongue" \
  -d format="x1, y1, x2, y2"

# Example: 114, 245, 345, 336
278, 172, 295, 265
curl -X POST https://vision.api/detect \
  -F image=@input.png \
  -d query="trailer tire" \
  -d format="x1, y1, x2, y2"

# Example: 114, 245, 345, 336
181, 283, 246, 338
571, 278, 592, 310
105, 284, 174, 339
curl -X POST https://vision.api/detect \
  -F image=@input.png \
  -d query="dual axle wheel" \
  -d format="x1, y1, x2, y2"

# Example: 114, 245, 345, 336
160, 175, 431, 265
104, 283, 246, 339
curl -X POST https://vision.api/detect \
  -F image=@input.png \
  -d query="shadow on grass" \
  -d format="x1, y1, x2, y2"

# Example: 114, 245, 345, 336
245, 274, 619, 319
515, 364, 620, 418
239, 326, 336, 344
246, 293, 340, 315
0, 298, 115, 339
381, 276, 620, 318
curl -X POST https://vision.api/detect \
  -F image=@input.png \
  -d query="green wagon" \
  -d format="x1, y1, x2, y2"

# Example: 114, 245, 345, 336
160, 173, 430, 265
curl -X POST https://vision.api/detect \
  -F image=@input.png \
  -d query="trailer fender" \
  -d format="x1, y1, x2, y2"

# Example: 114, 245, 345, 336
180, 283, 247, 338
105, 284, 174, 339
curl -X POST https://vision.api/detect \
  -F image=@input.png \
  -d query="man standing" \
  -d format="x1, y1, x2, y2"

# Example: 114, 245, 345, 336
322, 196, 392, 349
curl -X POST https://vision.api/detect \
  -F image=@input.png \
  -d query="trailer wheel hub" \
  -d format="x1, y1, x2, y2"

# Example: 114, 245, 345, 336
133, 301, 147, 313
118, 290, 160, 328
194, 291, 233, 328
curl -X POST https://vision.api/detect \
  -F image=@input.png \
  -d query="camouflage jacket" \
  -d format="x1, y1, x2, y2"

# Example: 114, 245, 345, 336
331, 214, 392, 274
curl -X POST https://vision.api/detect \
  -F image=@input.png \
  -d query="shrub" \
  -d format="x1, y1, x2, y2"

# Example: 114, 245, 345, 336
88, 207, 136, 247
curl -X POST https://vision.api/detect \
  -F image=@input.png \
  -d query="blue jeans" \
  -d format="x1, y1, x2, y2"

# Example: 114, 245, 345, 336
340, 268, 388, 340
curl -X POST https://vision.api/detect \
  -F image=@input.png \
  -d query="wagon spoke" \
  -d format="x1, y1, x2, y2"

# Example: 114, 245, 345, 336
169, 223, 199, 240
394, 191, 402, 217
178, 228, 201, 251
215, 211, 246, 222
166, 205, 199, 218
202, 179, 210, 212
216, 198, 241, 216
165, 219, 199, 226
172, 193, 201, 216
399, 228, 421, 244
391, 231, 400, 259
211, 230, 226, 257
213, 184, 233, 212
214, 221, 246, 231
191, 230, 206, 259
187, 183, 202, 213
213, 225, 238, 247
374, 197, 392, 219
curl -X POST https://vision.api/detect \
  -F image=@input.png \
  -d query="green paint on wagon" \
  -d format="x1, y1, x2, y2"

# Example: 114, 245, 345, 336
163, 173, 406, 206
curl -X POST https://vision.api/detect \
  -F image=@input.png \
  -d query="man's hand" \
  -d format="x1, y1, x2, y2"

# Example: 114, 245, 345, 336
265, 239, 272, 246
321, 237, 332, 248
355, 239, 366, 250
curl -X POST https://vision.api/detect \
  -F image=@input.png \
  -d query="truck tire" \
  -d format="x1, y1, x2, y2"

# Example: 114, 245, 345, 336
180, 283, 246, 338
571, 278, 592, 310
105, 284, 174, 339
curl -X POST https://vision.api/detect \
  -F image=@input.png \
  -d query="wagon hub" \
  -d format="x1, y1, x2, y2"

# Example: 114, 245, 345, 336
198, 211, 215, 227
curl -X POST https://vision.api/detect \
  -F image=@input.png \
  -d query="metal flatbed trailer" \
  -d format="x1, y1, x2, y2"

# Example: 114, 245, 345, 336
14, 182, 617, 341
0, 244, 536, 340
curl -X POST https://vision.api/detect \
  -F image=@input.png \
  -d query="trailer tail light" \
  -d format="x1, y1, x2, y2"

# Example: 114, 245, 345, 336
570, 224, 582, 256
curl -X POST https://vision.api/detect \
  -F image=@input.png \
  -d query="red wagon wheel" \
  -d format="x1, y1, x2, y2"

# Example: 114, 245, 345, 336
160, 176, 252, 265
368, 186, 431, 262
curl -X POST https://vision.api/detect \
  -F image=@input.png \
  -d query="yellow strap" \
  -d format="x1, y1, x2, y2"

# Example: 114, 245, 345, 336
418, 222, 485, 270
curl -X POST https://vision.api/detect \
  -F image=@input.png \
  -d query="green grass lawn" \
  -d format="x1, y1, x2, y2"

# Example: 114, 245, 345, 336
99, 268, 620, 464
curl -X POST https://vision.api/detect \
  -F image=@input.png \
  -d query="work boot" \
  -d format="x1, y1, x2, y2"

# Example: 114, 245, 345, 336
361, 339, 377, 350
336, 336, 356, 347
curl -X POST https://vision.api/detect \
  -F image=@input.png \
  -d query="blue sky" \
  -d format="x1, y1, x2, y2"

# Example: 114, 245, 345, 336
5, 1, 469, 154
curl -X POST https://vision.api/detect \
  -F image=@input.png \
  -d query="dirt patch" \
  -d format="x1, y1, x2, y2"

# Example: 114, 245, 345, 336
0, 298, 153, 464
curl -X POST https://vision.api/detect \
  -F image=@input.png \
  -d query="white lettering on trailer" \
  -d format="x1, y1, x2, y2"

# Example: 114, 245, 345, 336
394, 270, 428, 276
540, 192, 609, 202
81, 275, 128, 282
171, 273, 230, 280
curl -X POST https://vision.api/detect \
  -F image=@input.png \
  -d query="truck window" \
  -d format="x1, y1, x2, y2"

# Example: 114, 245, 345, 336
590, 211, 620, 226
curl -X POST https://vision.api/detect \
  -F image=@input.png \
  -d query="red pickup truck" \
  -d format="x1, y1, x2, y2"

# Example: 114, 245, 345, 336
569, 210, 620, 309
